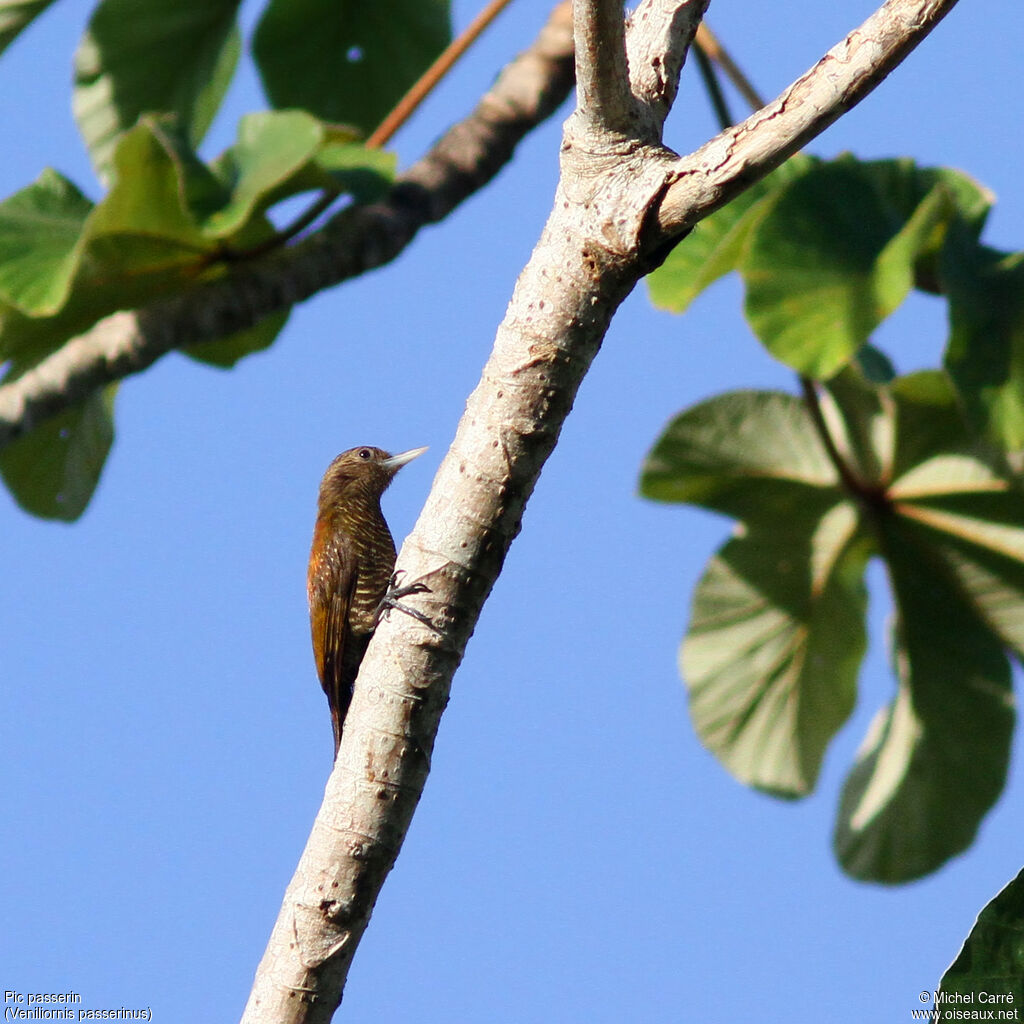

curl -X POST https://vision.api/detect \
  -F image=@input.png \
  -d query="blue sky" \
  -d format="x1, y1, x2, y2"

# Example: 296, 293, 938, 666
2, 1, 1022, 1021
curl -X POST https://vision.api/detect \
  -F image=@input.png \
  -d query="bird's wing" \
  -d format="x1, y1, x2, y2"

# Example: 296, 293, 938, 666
309, 526, 358, 757
322, 582, 356, 756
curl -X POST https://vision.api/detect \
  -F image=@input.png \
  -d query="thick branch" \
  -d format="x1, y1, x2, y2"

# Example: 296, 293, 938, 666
241, 0, 960, 1020
0, 3, 575, 449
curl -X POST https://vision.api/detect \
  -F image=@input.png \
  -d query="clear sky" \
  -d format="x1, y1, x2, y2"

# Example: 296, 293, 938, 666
3, 1, 1022, 1021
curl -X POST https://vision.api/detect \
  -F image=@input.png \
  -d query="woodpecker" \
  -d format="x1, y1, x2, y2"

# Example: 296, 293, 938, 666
307, 445, 427, 757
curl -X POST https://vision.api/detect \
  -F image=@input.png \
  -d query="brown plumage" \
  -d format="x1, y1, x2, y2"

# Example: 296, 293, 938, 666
307, 445, 427, 758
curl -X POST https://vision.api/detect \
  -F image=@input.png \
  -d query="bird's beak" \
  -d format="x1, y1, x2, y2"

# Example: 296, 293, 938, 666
382, 446, 428, 470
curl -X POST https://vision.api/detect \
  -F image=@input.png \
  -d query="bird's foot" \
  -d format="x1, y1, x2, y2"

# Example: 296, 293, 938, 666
376, 571, 443, 635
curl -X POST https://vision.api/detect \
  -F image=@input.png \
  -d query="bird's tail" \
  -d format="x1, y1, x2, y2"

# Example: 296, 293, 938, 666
330, 632, 372, 761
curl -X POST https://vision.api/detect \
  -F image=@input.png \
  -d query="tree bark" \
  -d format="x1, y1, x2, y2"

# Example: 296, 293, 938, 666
240, 0, 960, 1020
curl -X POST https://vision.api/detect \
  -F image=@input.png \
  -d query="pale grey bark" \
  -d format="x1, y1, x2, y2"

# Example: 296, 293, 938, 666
241, 0, 959, 1021
656, 0, 961, 236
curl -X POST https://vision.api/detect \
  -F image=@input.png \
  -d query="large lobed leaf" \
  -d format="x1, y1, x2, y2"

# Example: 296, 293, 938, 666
206, 111, 394, 239
641, 368, 1023, 881
683, 511, 868, 796
0, 168, 94, 317
835, 520, 1014, 882
646, 155, 814, 315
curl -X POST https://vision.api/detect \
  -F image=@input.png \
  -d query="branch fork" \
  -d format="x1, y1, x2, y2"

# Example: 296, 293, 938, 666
241, 0, 963, 1018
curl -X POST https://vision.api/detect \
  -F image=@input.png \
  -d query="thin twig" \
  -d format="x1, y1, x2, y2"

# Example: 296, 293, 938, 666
226, 190, 339, 261
230, 0, 516, 261
693, 41, 734, 129
367, 0, 515, 148
799, 376, 864, 495
695, 23, 766, 110
800, 375, 891, 516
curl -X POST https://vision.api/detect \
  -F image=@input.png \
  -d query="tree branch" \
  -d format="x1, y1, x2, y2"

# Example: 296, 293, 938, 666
572, 0, 634, 132
0, 2, 575, 449
240, 0, 960, 1020
656, 0, 959, 236
626, 0, 710, 133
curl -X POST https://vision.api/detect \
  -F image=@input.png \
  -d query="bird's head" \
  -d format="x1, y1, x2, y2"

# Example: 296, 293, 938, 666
317, 445, 427, 508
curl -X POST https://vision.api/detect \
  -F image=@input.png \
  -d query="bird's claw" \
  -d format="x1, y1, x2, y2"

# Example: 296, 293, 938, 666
376, 571, 443, 635
385, 569, 431, 601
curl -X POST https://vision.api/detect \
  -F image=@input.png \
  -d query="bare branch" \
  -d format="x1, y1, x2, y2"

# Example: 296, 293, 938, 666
0, 3, 575, 449
572, 0, 634, 131
241, 0, 960, 1019
626, 0, 709, 132
657, 0, 959, 235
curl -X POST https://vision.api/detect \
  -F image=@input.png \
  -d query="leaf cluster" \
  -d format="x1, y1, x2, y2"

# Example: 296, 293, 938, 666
643, 156, 1024, 883
0, 0, 449, 519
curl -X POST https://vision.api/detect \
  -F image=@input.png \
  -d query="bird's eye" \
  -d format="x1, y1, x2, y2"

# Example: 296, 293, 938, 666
358, 448, 372, 460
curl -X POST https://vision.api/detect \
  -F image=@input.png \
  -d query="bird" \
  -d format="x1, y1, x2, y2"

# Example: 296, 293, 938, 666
307, 445, 429, 758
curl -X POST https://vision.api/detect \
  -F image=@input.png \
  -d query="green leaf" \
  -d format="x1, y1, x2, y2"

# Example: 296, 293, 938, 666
73, 0, 241, 182
0, 121, 220, 368
944, 231, 1024, 450
833, 372, 1020, 882
89, 114, 212, 251
204, 113, 396, 239
0, 117, 311, 385
184, 310, 290, 367
873, 183, 954, 307
938, 867, 1024, 1010
650, 156, 1004, 395
205, 111, 325, 237
743, 161, 910, 378
314, 142, 397, 204
0, 384, 116, 521
834, 520, 1014, 883
644, 369, 1024, 879
254, 0, 450, 136
819, 365, 895, 496
683, 512, 868, 795
647, 155, 815, 314
0, 168, 94, 316
727, 158, 992, 379
861, 159, 994, 244
642, 390, 867, 795
887, 373, 1024, 658
640, 390, 838, 520
853, 343, 896, 384
0, 0, 57, 57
